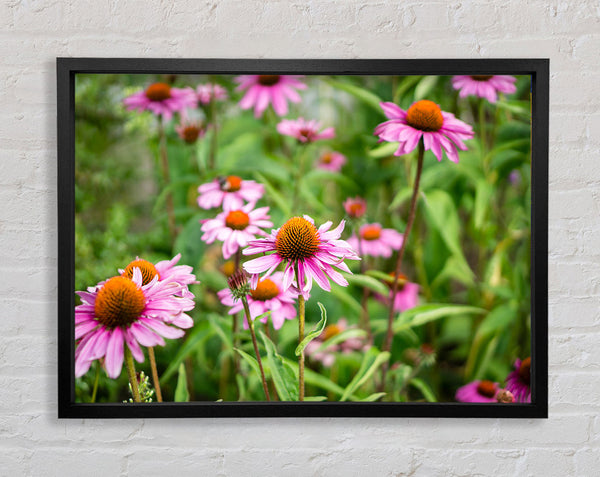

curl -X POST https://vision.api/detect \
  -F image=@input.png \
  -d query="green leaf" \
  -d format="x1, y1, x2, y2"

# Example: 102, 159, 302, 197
295, 302, 327, 356
368, 141, 399, 159
282, 357, 348, 398
174, 363, 190, 402
304, 169, 358, 189
260, 331, 299, 401
393, 304, 486, 333
253, 171, 291, 217
234, 348, 261, 378
360, 392, 387, 402
304, 396, 328, 402
208, 315, 233, 350
414, 76, 439, 100
473, 179, 493, 230
325, 79, 385, 115
344, 273, 390, 296
394, 75, 422, 103
422, 189, 474, 283
388, 186, 412, 211
316, 328, 367, 354
160, 321, 215, 382
341, 347, 390, 402
409, 378, 437, 402
365, 269, 397, 283
330, 285, 362, 315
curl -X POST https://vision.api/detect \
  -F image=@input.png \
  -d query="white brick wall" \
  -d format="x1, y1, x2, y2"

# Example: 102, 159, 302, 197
0, 0, 598, 475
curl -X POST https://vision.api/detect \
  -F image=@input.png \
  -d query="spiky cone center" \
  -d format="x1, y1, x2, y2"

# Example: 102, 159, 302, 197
182, 125, 203, 144
145, 82, 172, 101
405, 100, 444, 132
346, 201, 366, 218
321, 323, 342, 341
250, 278, 279, 301
94, 276, 145, 328
477, 380, 497, 398
320, 153, 333, 164
275, 217, 320, 261
470, 75, 493, 81
361, 224, 382, 241
122, 259, 159, 286
228, 269, 251, 299
519, 357, 531, 385
386, 272, 408, 291
258, 75, 281, 86
225, 210, 250, 230
220, 175, 242, 192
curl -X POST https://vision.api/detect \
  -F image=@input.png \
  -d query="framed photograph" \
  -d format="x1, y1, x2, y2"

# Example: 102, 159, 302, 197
58, 58, 548, 418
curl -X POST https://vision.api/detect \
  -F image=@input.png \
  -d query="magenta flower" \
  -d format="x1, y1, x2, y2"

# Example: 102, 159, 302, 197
505, 357, 531, 403
317, 151, 346, 172
75, 268, 194, 379
175, 118, 206, 144
119, 254, 198, 299
374, 100, 474, 163
452, 75, 517, 103
375, 273, 420, 312
196, 83, 228, 105
305, 319, 367, 367
123, 82, 197, 121
347, 223, 403, 258
235, 75, 307, 117
343, 197, 367, 219
277, 118, 335, 144
201, 203, 273, 259
455, 380, 500, 403
243, 215, 359, 295
217, 272, 299, 330
197, 176, 265, 211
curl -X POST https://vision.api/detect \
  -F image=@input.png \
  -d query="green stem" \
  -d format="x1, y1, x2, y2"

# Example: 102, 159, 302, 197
295, 263, 305, 401
241, 296, 271, 401
158, 118, 176, 241
381, 140, 425, 389
147, 346, 163, 402
124, 347, 141, 403
90, 361, 100, 403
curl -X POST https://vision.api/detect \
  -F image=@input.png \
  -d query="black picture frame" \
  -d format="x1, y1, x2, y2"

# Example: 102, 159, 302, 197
58, 58, 548, 419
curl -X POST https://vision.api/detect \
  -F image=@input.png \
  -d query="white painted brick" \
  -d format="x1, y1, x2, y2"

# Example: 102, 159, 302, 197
548, 261, 600, 298
549, 297, 600, 328
519, 449, 577, 477
575, 448, 600, 476
550, 332, 600, 370
30, 449, 123, 477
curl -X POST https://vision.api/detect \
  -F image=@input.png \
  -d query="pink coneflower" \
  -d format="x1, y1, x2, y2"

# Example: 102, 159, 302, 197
200, 203, 273, 259
317, 151, 346, 172
217, 272, 299, 330
277, 118, 335, 144
455, 380, 500, 403
452, 75, 517, 103
343, 197, 367, 219
175, 119, 206, 145
377, 272, 419, 312
347, 223, 403, 259
196, 83, 228, 105
374, 100, 474, 163
505, 357, 531, 403
305, 319, 367, 367
235, 75, 307, 117
197, 176, 265, 210
119, 254, 197, 299
75, 268, 194, 378
123, 82, 197, 121
243, 215, 359, 295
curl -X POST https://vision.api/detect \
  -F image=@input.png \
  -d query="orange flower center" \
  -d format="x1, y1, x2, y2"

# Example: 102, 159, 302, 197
250, 278, 280, 301
221, 175, 242, 192
387, 272, 408, 291
94, 276, 145, 329
361, 224, 381, 241
470, 75, 493, 81
145, 82, 172, 102
321, 323, 342, 341
122, 259, 159, 286
225, 210, 250, 230
258, 75, 281, 86
221, 260, 236, 277
405, 100, 444, 132
275, 217, 320, 261
519, 357, 531, 385
320, 153, 333, 164
182, 125, 202, 144
477, 380, 497, 398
